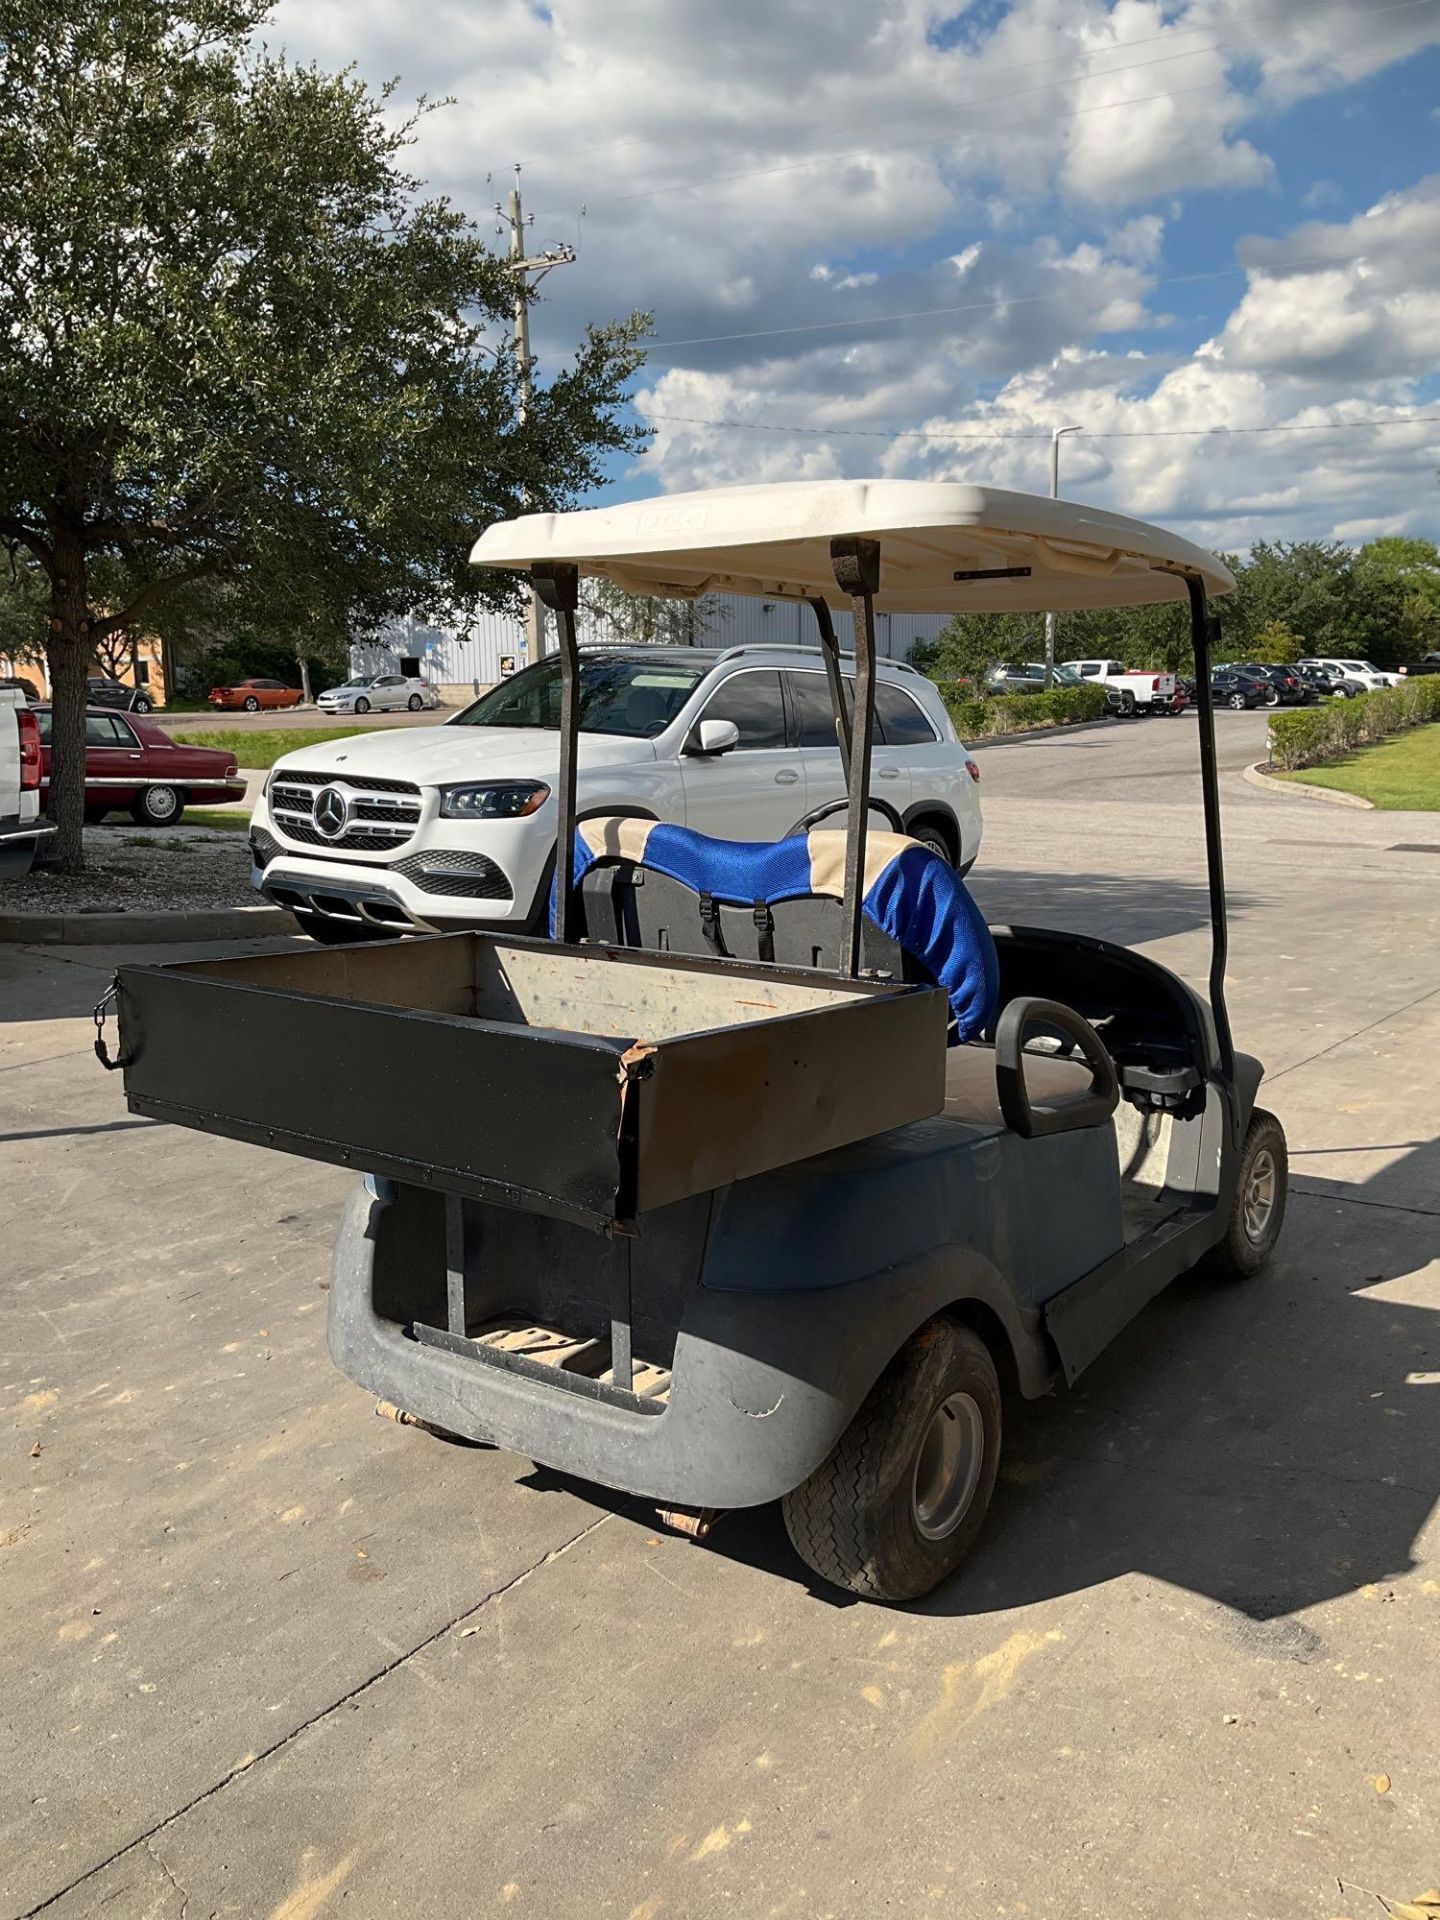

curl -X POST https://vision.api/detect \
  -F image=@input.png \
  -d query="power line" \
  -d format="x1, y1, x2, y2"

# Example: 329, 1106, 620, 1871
582, 0, 1438, 212
644, 249, 1368, 353
641, 412, 1440, 444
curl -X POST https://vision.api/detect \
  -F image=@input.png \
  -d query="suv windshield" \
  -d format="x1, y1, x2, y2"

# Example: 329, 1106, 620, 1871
453, 655, 706, 738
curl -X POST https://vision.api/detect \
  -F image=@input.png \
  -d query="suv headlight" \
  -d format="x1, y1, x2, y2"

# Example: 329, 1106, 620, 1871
438, 781, 550, 821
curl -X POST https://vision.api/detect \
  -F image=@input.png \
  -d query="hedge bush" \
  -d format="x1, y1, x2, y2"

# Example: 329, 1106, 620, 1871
937, 681, 1109, 738
1268, 677, 1440, 771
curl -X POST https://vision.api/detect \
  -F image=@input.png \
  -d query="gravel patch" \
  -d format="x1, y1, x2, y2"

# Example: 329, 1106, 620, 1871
9, 825, 254, 914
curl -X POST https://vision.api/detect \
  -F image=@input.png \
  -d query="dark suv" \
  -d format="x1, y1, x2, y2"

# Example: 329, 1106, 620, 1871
86, 676, 155, 715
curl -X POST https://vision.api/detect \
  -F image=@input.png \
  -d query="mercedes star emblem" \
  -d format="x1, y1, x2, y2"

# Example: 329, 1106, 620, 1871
314, 785, 349, 838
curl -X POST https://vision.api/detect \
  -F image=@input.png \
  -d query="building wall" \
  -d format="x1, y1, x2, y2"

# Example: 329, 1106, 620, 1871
350, 597, 952, 696
0, 632, 167, 702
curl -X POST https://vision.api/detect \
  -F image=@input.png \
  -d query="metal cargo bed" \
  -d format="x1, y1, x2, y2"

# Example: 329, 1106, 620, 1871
111, 933, 946, 1228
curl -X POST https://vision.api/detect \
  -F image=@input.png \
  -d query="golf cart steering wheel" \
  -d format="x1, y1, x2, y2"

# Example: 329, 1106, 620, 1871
785, 796, 907, 838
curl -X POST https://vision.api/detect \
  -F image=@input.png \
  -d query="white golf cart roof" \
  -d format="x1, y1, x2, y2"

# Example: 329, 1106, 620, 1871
470, 478, 1234, 614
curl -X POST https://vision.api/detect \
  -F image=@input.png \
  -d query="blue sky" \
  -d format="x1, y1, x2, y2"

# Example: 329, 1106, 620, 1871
276, 0, 1440, 551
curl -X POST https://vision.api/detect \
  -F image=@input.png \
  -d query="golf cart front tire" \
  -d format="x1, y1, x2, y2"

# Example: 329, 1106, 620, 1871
1205, 1107, 1288, 1279
782, 1319, 1002, 1603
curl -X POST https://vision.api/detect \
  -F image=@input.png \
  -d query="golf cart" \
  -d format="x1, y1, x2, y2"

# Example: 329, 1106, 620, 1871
99, 480, 1287, 1603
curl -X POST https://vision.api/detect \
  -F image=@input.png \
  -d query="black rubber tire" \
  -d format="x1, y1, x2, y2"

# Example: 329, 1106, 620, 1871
132, 696, 153, 714
407, 693, 423, 711
131, 785, 183, 826
1118, 690, 1136, 717
908, 822, 954, 865
354, 696, 371, 714
292, 910, 393, 945
1227, 692, 1246, 710
1205, 1107, 1288, 1279
782, 1319, 1002, 1604
243, 695, 260, 712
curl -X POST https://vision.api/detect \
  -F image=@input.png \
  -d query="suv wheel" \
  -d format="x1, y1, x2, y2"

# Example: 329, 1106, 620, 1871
907, 822, 953, 865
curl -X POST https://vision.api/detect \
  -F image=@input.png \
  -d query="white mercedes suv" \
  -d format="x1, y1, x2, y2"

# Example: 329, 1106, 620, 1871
250, 645, 984, 942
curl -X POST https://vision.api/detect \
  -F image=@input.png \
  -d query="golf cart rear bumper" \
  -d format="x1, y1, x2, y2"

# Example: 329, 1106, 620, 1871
327, 1181, 1048, 1510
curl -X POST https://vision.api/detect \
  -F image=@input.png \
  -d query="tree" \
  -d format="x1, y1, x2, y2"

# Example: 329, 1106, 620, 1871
911, 613, 1036, 682
0, 1, 648, 867
1240, 618, 1304, 665
581, 577, 724, 647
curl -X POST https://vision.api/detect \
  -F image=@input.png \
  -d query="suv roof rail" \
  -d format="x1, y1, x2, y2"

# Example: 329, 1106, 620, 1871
711, 642, 922, 675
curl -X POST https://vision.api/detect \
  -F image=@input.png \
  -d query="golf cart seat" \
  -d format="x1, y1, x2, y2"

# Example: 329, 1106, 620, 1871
568, 815, 1000, 1042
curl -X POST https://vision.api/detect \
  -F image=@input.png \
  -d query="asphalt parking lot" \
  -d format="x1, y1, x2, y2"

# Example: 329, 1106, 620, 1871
3, 712, 1437, 1920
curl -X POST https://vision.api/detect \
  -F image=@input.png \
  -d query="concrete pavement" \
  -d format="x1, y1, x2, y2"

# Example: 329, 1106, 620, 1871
2, 717, 1437, 1920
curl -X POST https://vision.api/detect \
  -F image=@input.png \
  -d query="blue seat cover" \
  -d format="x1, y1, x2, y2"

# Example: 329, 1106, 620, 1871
566, 819, 999, 1043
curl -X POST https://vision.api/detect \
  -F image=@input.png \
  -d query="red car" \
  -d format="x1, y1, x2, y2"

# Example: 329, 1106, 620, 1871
208, 677, 304, 711
35, 708, 246, 826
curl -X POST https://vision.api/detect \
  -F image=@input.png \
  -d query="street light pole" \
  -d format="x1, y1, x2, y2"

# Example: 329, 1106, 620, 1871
1043, 425, 1081, 688
500, 167, 576, 662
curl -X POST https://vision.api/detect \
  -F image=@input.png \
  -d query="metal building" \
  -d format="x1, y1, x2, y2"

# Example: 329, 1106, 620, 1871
350, 596, 954, 699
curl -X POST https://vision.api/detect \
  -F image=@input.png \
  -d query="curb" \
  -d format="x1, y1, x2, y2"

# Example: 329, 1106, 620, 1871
966, 715, 1130, 750
0, 903, 295, 945
1242, 761, 1374, 809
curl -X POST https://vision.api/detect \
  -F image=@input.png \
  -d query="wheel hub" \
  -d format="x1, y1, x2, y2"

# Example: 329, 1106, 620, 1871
911, 1391, 984, 1541
1243, 1146, 1277, 1243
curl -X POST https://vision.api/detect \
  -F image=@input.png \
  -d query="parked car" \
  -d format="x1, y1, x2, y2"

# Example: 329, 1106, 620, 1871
34, 708, 245, 825
1294, 663, 1354, 700
250, 645, 984, 942
208, 677, 304, 712
86, 675, 155, 714
1061, 658, 1177, 714
1232, 663, 1311, 706
0, 690, 52, 878
1209, 667, 1272, 710
0, 674, 42, 704
1295, 656, 1401, 691
1018, 661, 1132, 715
316, 674, 443, 715
1399, 653, 1440, 677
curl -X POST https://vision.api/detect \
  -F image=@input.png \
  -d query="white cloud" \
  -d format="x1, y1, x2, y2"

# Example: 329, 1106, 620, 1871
633, 177, 1440, 551
263, 1, 1440, 550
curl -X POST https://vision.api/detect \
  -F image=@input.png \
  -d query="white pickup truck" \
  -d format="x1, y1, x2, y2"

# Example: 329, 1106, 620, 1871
0, 689, 53, 879
1063, 658, 1178, 715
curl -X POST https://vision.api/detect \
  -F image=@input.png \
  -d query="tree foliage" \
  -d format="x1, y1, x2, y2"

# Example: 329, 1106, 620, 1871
0, 0, 649, 865
580, 578, 727, 647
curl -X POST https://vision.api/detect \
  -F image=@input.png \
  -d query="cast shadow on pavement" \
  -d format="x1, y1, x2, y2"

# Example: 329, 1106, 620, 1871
967, 868, 1262, 950
709, 1138, 1439, 1623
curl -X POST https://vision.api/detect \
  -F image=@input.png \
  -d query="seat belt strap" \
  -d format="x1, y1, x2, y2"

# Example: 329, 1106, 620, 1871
699, 892, 728, 957
752, 900, 775, 963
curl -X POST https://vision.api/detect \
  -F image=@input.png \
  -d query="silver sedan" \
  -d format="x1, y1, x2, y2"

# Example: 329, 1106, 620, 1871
316, 675, 443, 715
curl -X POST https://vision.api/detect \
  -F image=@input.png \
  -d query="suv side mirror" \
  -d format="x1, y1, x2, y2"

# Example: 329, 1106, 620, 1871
687, 717, 740, 757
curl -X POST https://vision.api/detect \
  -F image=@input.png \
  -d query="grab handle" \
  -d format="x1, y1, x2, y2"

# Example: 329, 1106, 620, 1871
994, 996, 1118, 1139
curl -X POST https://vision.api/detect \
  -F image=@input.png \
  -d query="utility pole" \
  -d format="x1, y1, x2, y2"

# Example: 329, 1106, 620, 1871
499, 166, 576, 662
1043, 425, 1081, 688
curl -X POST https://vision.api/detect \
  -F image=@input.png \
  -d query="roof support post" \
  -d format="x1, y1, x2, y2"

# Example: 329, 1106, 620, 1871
531, 562, 581, 942
1184, 572, 1236, 1088
830, 537, 881, 979
806, 595, 853, 773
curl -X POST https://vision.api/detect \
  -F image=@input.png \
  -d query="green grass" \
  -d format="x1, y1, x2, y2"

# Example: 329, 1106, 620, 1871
166, 724, 387, 767
183, 809, 253, 831
1274, 721, 1440, 809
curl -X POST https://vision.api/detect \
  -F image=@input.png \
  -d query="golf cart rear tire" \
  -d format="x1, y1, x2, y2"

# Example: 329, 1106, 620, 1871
781, 1319, 1002, 1604
1205, 1107, 1287, 1280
